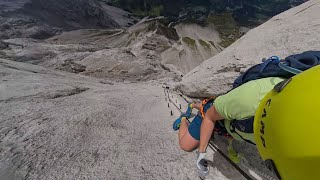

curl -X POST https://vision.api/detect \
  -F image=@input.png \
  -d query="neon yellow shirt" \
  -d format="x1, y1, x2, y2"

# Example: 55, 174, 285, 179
215, 77, 284, 143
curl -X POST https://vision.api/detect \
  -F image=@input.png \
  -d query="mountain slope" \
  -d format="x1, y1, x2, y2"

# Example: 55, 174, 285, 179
176, 0, 320, 97
0, 0, 136, 40
0, 1, 317, 179
0, 17, 224, 81
108, 0, 306, 25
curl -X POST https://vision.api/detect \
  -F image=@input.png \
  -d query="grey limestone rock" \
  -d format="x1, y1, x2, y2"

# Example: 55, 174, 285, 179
176, 0, 320, 97
0, 0, 120, 40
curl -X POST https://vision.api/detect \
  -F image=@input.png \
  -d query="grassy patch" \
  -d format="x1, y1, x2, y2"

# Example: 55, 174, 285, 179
182, 37, 196, 49
189, 6, 208, 13
132, 5, 164, 17
146, 21, 157, 31
155, 23, 179, 41
208, 41, 216, 48
207, 12, 240, 48
198, 39, 210, 49
125, 37, 135, 47
218, 40, 234, 48
134, 31, 140, 38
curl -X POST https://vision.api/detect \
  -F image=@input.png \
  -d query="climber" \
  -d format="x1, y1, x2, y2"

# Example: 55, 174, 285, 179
173, 76, 284, 176
254, 66, 320, 180
173, 51, 320, 178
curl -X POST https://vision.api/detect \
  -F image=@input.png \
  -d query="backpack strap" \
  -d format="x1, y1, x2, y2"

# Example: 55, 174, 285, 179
260, 56, 280, 73
229, 117, 256, 145
278, 61, 303, 75
233, 56, 281, 89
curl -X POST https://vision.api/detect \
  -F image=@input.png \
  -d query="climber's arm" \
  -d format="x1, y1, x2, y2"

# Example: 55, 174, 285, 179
198, 105, 224, 153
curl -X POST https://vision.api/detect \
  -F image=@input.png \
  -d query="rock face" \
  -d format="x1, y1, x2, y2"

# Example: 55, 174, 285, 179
176, 0, 320, 98
0, 58, 275, 180
1, 1, 317, 179
0, 59, 217, 180
0, 0, 136, 40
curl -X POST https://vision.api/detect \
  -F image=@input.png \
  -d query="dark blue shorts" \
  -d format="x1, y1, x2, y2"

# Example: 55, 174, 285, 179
188, 114, 203, 141
188, 102, 213, 141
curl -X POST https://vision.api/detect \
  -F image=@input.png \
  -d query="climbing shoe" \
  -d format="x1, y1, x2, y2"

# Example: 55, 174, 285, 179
173, 104, 193, 131
173, 117, 182, 131
183, 103, 193, 118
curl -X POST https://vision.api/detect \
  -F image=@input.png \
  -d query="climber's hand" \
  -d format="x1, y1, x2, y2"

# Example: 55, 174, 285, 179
196, 151, 209, 177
